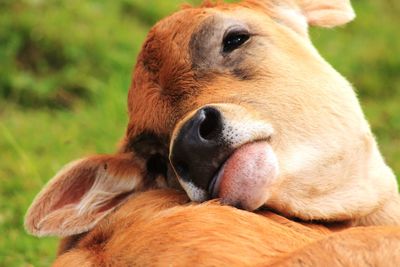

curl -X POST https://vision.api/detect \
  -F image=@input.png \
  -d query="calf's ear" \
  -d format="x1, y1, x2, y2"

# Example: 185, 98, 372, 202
25, 153, 146, 237
296, 0, 355, 28
245, 0, 355, 36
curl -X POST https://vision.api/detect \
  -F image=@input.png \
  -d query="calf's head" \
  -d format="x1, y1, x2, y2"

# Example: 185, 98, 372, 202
126, 0, 398, 218
26, 0, 399, 237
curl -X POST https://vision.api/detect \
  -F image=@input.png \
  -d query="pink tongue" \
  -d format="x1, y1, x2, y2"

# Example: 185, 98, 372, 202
214, 141, 278, 211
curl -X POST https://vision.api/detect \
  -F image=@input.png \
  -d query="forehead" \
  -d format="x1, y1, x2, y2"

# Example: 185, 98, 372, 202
134, 8, 211, 94
127, 3, 271, 138
137, 1, 274, 73
139, 8, 209, 67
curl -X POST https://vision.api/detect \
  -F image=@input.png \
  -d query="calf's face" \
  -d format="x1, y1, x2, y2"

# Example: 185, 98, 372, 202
25, 0, 399, 238
125, 0, 397, 219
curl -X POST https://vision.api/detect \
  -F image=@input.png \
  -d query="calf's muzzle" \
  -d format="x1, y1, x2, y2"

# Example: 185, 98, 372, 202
170, 106, 235, 194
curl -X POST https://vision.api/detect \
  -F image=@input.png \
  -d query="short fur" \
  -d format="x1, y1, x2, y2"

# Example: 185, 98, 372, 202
25, 0, 400, 265
53, 190, 400, 266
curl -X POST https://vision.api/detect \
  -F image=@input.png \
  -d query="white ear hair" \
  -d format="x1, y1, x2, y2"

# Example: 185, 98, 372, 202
247, 0, 355, 36
298, 0, 355, 28
25, 153, 146, 237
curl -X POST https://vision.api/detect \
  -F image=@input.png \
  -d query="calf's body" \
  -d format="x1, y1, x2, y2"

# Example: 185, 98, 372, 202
54, 190, 400, 266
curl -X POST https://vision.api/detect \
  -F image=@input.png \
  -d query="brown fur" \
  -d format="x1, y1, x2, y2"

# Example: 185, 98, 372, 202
25, 0, 400, 265
54, 190, 400, 266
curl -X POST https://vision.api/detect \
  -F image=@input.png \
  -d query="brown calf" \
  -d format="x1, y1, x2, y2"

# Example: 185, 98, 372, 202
25, 0, 400, 265
52, 190, 400, 266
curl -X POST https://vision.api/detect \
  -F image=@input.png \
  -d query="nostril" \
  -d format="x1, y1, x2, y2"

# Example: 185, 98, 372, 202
199, 107, 222, 141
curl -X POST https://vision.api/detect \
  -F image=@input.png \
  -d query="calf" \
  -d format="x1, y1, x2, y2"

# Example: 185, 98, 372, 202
52, 189, 400, 266
25, 0, 400, 264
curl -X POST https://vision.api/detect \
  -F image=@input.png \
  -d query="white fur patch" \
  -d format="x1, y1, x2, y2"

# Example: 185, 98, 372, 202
222, 119, 274, 148
215, 103, 274, 148
178, 179, 208, 202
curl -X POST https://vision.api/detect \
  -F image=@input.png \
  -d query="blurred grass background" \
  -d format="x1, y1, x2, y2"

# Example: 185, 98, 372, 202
0, 0, 399, 265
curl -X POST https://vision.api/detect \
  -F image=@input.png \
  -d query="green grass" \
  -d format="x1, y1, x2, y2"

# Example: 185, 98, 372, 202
0, 0, 399, 266
0, 80, 129, 266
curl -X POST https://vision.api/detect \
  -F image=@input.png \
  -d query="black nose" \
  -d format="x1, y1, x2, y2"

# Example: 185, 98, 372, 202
170, 107, 233, 192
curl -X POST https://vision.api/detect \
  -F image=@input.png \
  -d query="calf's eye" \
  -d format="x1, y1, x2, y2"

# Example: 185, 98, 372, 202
222, 31, 250, 53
